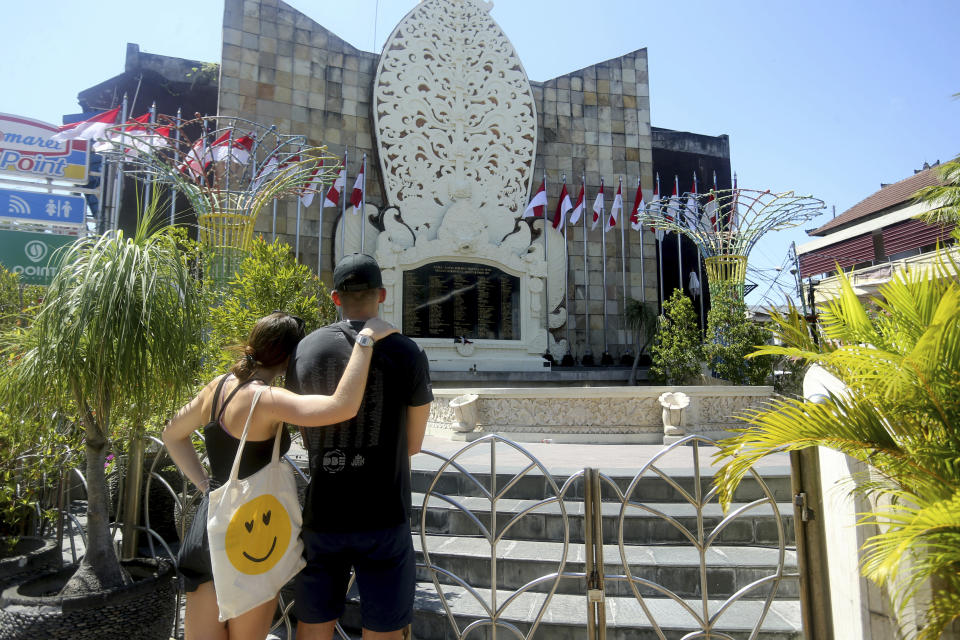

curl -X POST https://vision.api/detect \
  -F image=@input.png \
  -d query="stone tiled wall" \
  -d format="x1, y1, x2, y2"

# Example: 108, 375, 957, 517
219, 0, 657, 358
531, 52, 657, 359
219, 0, 383, 283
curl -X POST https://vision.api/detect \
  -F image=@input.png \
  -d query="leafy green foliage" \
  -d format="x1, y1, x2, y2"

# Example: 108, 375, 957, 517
0, 266, 44, 333
714, 255, 960, 638
0, 203, 207, 589
650, 289, 703, 384
703, 283, 775, 385
914, 154, 960, 241
205, 237, 336, 376
625, 298, 658, 385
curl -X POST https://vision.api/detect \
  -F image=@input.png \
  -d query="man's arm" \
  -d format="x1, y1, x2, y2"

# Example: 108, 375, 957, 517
406, 403, 431, 456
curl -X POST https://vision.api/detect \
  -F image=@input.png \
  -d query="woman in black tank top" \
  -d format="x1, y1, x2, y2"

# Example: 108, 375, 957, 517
163, 312, 397, 640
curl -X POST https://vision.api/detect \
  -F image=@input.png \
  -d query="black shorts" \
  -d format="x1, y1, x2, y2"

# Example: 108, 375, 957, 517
294, 522, 415, 632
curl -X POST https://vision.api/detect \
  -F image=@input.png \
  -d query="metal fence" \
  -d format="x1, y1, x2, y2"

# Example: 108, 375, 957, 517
50, 433, 792, 639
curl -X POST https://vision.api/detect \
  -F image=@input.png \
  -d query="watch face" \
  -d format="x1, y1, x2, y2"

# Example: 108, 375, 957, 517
357, 334, 374, 347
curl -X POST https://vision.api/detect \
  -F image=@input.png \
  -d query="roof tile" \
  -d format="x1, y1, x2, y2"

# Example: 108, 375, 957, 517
811, 166, 942, 236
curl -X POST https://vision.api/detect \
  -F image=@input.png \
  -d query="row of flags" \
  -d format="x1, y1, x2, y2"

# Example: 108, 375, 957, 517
50, 106, 346, 209
523, 174, 728, 237
54, 107, 735, 232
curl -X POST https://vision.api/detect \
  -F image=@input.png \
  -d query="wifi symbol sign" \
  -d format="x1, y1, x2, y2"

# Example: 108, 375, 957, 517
8, 195, 30, 216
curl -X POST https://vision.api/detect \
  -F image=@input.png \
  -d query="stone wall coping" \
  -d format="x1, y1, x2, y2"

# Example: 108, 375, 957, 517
431, 386, 774, 399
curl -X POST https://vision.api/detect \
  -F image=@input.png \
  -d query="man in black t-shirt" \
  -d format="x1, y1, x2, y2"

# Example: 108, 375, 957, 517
287, 253, 433, 640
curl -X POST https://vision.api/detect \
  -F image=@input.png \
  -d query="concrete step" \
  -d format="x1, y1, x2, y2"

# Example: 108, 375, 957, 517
412, 493, 796, 546
340, 581, 803, 640
414, 535, 799, 599
411, 468, 793, 504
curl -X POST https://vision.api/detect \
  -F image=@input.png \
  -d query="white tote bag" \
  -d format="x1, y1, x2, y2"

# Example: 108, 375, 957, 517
207, 386, 305, 621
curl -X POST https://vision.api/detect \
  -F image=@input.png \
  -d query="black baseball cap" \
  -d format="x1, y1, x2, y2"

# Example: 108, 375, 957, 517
333, 253, 383, 291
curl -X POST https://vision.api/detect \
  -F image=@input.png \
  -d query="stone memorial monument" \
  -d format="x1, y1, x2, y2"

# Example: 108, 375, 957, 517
362, 0, 562, 371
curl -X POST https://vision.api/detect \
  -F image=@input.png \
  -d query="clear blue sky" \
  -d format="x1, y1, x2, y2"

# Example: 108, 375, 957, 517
4, 0, 958, 305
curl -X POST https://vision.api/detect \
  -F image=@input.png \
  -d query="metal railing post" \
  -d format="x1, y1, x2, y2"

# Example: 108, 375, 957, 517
584, 467, 606, 639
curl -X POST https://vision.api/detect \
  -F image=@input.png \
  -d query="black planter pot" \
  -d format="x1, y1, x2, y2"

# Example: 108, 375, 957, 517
0, 537, 60, 591
0, 558, 176, 640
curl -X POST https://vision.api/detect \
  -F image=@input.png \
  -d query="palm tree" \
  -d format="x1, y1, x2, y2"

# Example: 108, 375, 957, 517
0, 204, 205, 593
914, 154, 960, 231
713, 259, 960, 639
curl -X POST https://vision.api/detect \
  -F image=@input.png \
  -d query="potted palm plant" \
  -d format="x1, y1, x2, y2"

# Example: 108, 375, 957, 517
0, 205, 205, 639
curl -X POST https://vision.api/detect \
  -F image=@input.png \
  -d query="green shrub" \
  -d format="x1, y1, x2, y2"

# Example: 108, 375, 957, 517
703, 283, 776, 385
205, 237, 337, 376
650, 289, 703, 384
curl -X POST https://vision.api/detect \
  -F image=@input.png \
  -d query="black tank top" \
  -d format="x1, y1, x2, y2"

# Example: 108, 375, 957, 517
203, 375, 291, 482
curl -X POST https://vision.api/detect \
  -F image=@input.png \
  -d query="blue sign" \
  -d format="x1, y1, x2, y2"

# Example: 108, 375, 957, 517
0, 188, 85, 225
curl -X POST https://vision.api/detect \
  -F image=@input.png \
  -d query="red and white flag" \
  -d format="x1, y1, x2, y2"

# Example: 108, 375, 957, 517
52, 106, 121, 142
665, 178, 681, 223
323, 157, 347, 208
629, 180, 644, 231
591, 181, 604, 230
704, 191, 718, 231
684, 178, 699, 231
552, 182, 573, 229
251, 155, 279, 192
523, 180, 547, 218
350, 156, 365, 211
300, 161, 323, 207
606, 181, 623, 232
569, 184, 585, 225
650, 177, 664, 242
93, 113, 150, 154
179, 138, 212, 179
210, 131, 254, 165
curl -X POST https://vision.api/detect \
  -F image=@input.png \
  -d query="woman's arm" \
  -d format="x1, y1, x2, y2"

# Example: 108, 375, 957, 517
268, 319, 397, 426
162, 378, 216, 492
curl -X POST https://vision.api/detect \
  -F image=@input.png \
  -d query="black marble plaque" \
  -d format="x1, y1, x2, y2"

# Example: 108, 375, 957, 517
402, 261, 521, 340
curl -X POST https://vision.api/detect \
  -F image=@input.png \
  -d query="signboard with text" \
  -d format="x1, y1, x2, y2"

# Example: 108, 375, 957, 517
0, 113, 89, 183
0, 230, 77, 285
0, 188, 86, 225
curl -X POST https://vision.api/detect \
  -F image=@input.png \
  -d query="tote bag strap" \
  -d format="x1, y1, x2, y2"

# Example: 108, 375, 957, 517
227, 385, 268, 483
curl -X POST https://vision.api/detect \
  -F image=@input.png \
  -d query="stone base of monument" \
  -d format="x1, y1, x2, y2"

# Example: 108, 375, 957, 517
427, 386, 774, 445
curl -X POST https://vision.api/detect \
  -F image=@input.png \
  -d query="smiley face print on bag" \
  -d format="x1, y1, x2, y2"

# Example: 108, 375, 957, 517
224, 494, 292, 575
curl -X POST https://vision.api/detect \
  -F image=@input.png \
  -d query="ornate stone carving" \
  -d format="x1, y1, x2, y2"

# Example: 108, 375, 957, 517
374, 0, 536, 249
372, 0, 567, 367
699, 395, 768, 427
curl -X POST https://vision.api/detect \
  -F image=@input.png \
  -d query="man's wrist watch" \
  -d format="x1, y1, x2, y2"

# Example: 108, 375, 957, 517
356, 333, 375, 348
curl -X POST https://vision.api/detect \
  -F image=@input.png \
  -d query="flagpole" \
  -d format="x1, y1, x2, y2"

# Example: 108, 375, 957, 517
601, 178, 608, 354
360, 153, 367, 254
543, 170, 549, 357
675, 175, 683, 295
656, 173, 664, 310
693, 172, 705, 330
340, 148, 348, 259
638, 176, 646, 305
272, 199, 277, 243
169, 108, 181, 226
562, 174, 570, 351
581, 172, 590, 359
318, 174, 326, 277
618, 177, 628, 351
144, 102, 156, 219
110, 93, 129, 231
295, 195, 302, 261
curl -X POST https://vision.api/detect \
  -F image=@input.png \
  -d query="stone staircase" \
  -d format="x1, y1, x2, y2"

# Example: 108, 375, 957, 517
339, 442, 803, 639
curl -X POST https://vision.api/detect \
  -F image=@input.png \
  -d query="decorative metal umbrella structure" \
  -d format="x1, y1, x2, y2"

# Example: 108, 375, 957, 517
98, 114, 338, 282
642, 187, 825, 297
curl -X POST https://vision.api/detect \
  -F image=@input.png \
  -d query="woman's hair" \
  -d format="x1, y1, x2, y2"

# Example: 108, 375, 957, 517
230, 312, 306, 381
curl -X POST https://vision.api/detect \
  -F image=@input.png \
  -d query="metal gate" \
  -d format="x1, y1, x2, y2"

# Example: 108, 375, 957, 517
53, 433, 797, 639
416, 434, 795, 640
